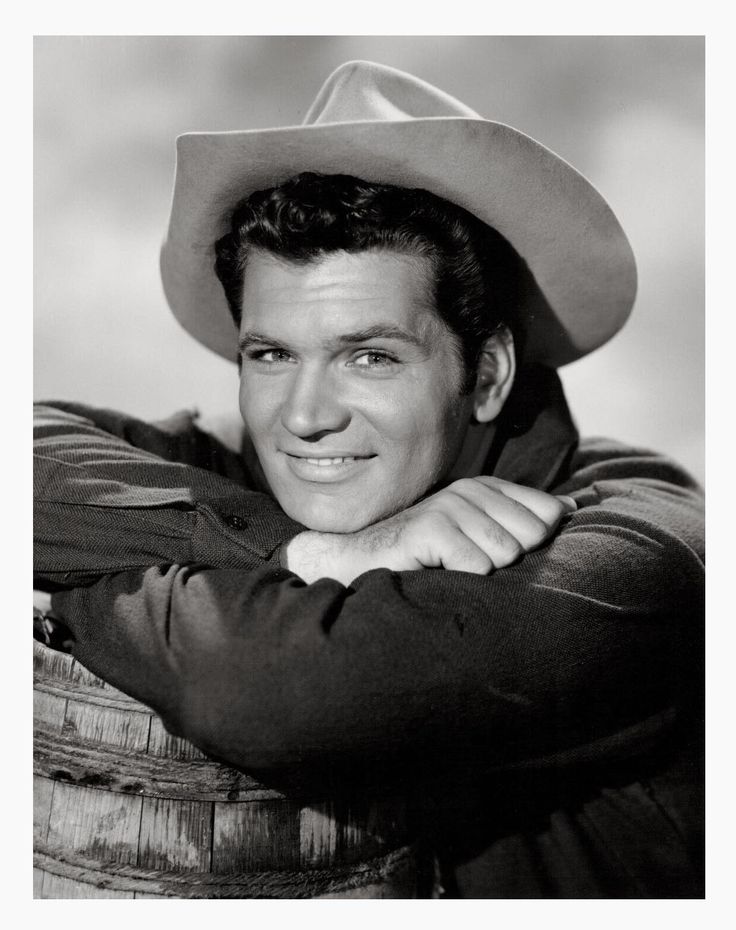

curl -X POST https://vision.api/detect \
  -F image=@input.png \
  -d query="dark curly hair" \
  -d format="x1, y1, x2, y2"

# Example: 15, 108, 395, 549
214, 172, 525, 393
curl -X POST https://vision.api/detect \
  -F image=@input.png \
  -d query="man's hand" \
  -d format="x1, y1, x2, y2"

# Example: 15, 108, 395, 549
285, 476, 577, 585
33, 590, 74, 651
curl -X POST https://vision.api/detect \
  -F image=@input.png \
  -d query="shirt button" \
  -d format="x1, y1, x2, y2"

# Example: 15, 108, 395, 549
223, 514, 248, 530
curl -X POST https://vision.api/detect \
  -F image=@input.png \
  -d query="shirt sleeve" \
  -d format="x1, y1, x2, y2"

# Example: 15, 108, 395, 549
49, 454, 705, 776
34, 402, 303, 586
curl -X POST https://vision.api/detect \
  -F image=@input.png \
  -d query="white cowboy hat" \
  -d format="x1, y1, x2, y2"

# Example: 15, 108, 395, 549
160, 60, 636, 367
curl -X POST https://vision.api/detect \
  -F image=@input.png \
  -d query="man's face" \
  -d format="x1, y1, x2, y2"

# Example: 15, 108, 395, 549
238, 248, 475, 532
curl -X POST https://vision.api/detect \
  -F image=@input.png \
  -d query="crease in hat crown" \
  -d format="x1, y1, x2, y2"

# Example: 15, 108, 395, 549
302, 60, 482, 125
160, 58, 637, 368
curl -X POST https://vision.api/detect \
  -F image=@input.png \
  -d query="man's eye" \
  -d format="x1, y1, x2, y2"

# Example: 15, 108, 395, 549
351, 351, 397, 369
247, 348, 293, 364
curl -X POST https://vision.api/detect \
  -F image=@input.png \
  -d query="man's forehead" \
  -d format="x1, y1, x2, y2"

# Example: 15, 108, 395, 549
239, 248, 442, 340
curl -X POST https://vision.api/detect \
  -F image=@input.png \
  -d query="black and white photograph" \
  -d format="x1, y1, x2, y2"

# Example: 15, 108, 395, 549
32, 35, 705, 902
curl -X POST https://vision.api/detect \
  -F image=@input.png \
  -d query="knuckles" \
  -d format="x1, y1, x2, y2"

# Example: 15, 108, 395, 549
448, 540, 493, 575
415, 509, 456, 536
448, 477, 486, 496
402, 477, 565, 568
523, 520, 552, 549
496, 537, 524, 564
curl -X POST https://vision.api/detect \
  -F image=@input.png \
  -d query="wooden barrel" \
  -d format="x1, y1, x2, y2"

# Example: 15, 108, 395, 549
33, 641, 430, 898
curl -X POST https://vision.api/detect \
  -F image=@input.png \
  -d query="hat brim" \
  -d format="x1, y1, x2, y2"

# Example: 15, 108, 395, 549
160, 118, 636, 367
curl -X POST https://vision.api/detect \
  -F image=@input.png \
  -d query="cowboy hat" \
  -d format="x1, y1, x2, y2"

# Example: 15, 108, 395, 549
160, 60, 636, 367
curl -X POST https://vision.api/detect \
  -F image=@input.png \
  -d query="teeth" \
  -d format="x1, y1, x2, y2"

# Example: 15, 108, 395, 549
304, 457, 358, 466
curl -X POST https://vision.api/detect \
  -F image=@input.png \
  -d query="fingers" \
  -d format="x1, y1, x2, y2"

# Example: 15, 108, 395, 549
472, 475, 576, 515
352, 477, 578, 579
33, 590, 53, 614
434, 528, 494, 574
440, 477, 576, 559
464, 476, 576, 531
421, 497, 523, 573
451, 495, 526, 569
449, 479, 548, 551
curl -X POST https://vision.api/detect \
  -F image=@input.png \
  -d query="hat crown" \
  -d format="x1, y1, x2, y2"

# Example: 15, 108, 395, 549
302, 60, 482, 126
162, 60, 636, 367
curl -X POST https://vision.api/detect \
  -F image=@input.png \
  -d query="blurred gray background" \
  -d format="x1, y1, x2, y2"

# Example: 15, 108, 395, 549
34, 36, 704, 481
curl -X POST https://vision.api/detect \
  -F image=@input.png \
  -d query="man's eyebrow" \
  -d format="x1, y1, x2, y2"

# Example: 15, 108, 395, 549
238, 325, 424, 353
238, 331, 288, 353
335, 325, 423, 346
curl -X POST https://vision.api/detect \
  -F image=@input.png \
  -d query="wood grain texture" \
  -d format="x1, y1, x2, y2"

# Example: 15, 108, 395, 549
212, 799, 302, 872
33, 645, 77, 683
66, 658, 115, 691
34, 843, 423, 898
33, 689, 66, 734
138, 796, 213, 871
300, 797, 408, 866
34, 642, 132, 698
34, 730, 287, 802
147, 716, 209, 761
36, 677, 142, 712
33, 775, 55, 844
39, 871, 135, 899
47, 780, 143, 864
300, 801, 339, 867
33, 868, 45, 898
63, 697, 151, 752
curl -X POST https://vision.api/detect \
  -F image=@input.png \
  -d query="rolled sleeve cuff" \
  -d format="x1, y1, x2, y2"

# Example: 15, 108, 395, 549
192, 497, 303, 569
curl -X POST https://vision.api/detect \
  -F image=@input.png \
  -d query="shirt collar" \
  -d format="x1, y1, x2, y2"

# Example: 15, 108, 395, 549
483, 365, 579, 490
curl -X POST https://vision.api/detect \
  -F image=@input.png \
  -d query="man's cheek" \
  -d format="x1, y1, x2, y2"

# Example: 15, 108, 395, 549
241, 411, 279, 457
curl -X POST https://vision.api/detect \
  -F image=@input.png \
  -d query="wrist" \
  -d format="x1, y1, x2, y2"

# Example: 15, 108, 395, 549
283, 531, 348, 584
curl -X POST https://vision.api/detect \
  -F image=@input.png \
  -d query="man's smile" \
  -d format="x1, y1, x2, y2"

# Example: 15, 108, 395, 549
287, 453, 375, 465
284, 452, 376, 482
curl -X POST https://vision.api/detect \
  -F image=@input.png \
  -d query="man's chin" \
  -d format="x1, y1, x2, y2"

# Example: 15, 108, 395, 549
292, 511, 376, 534
274, 477, 429, 533
280, 498, 392, 534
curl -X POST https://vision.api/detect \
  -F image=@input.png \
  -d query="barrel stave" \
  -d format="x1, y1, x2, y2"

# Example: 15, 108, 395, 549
47, 779, 143, 864
139, 796, 214, 872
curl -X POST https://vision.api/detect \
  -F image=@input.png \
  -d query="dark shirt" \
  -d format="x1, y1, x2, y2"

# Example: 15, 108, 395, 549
33, 367, 704, 897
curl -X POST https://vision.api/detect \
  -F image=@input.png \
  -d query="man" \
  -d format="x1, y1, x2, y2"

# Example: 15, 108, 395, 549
34, 61, 704, 897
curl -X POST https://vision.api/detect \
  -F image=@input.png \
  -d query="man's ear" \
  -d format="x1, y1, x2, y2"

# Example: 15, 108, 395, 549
472, 326, 516, 423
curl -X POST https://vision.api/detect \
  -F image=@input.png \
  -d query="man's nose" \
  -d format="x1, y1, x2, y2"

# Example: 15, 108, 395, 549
280, 366, 351, 439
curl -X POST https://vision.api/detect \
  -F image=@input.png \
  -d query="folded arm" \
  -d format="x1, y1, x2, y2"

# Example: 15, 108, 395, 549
34, 402, 302, 585
35, 402, 704, 773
